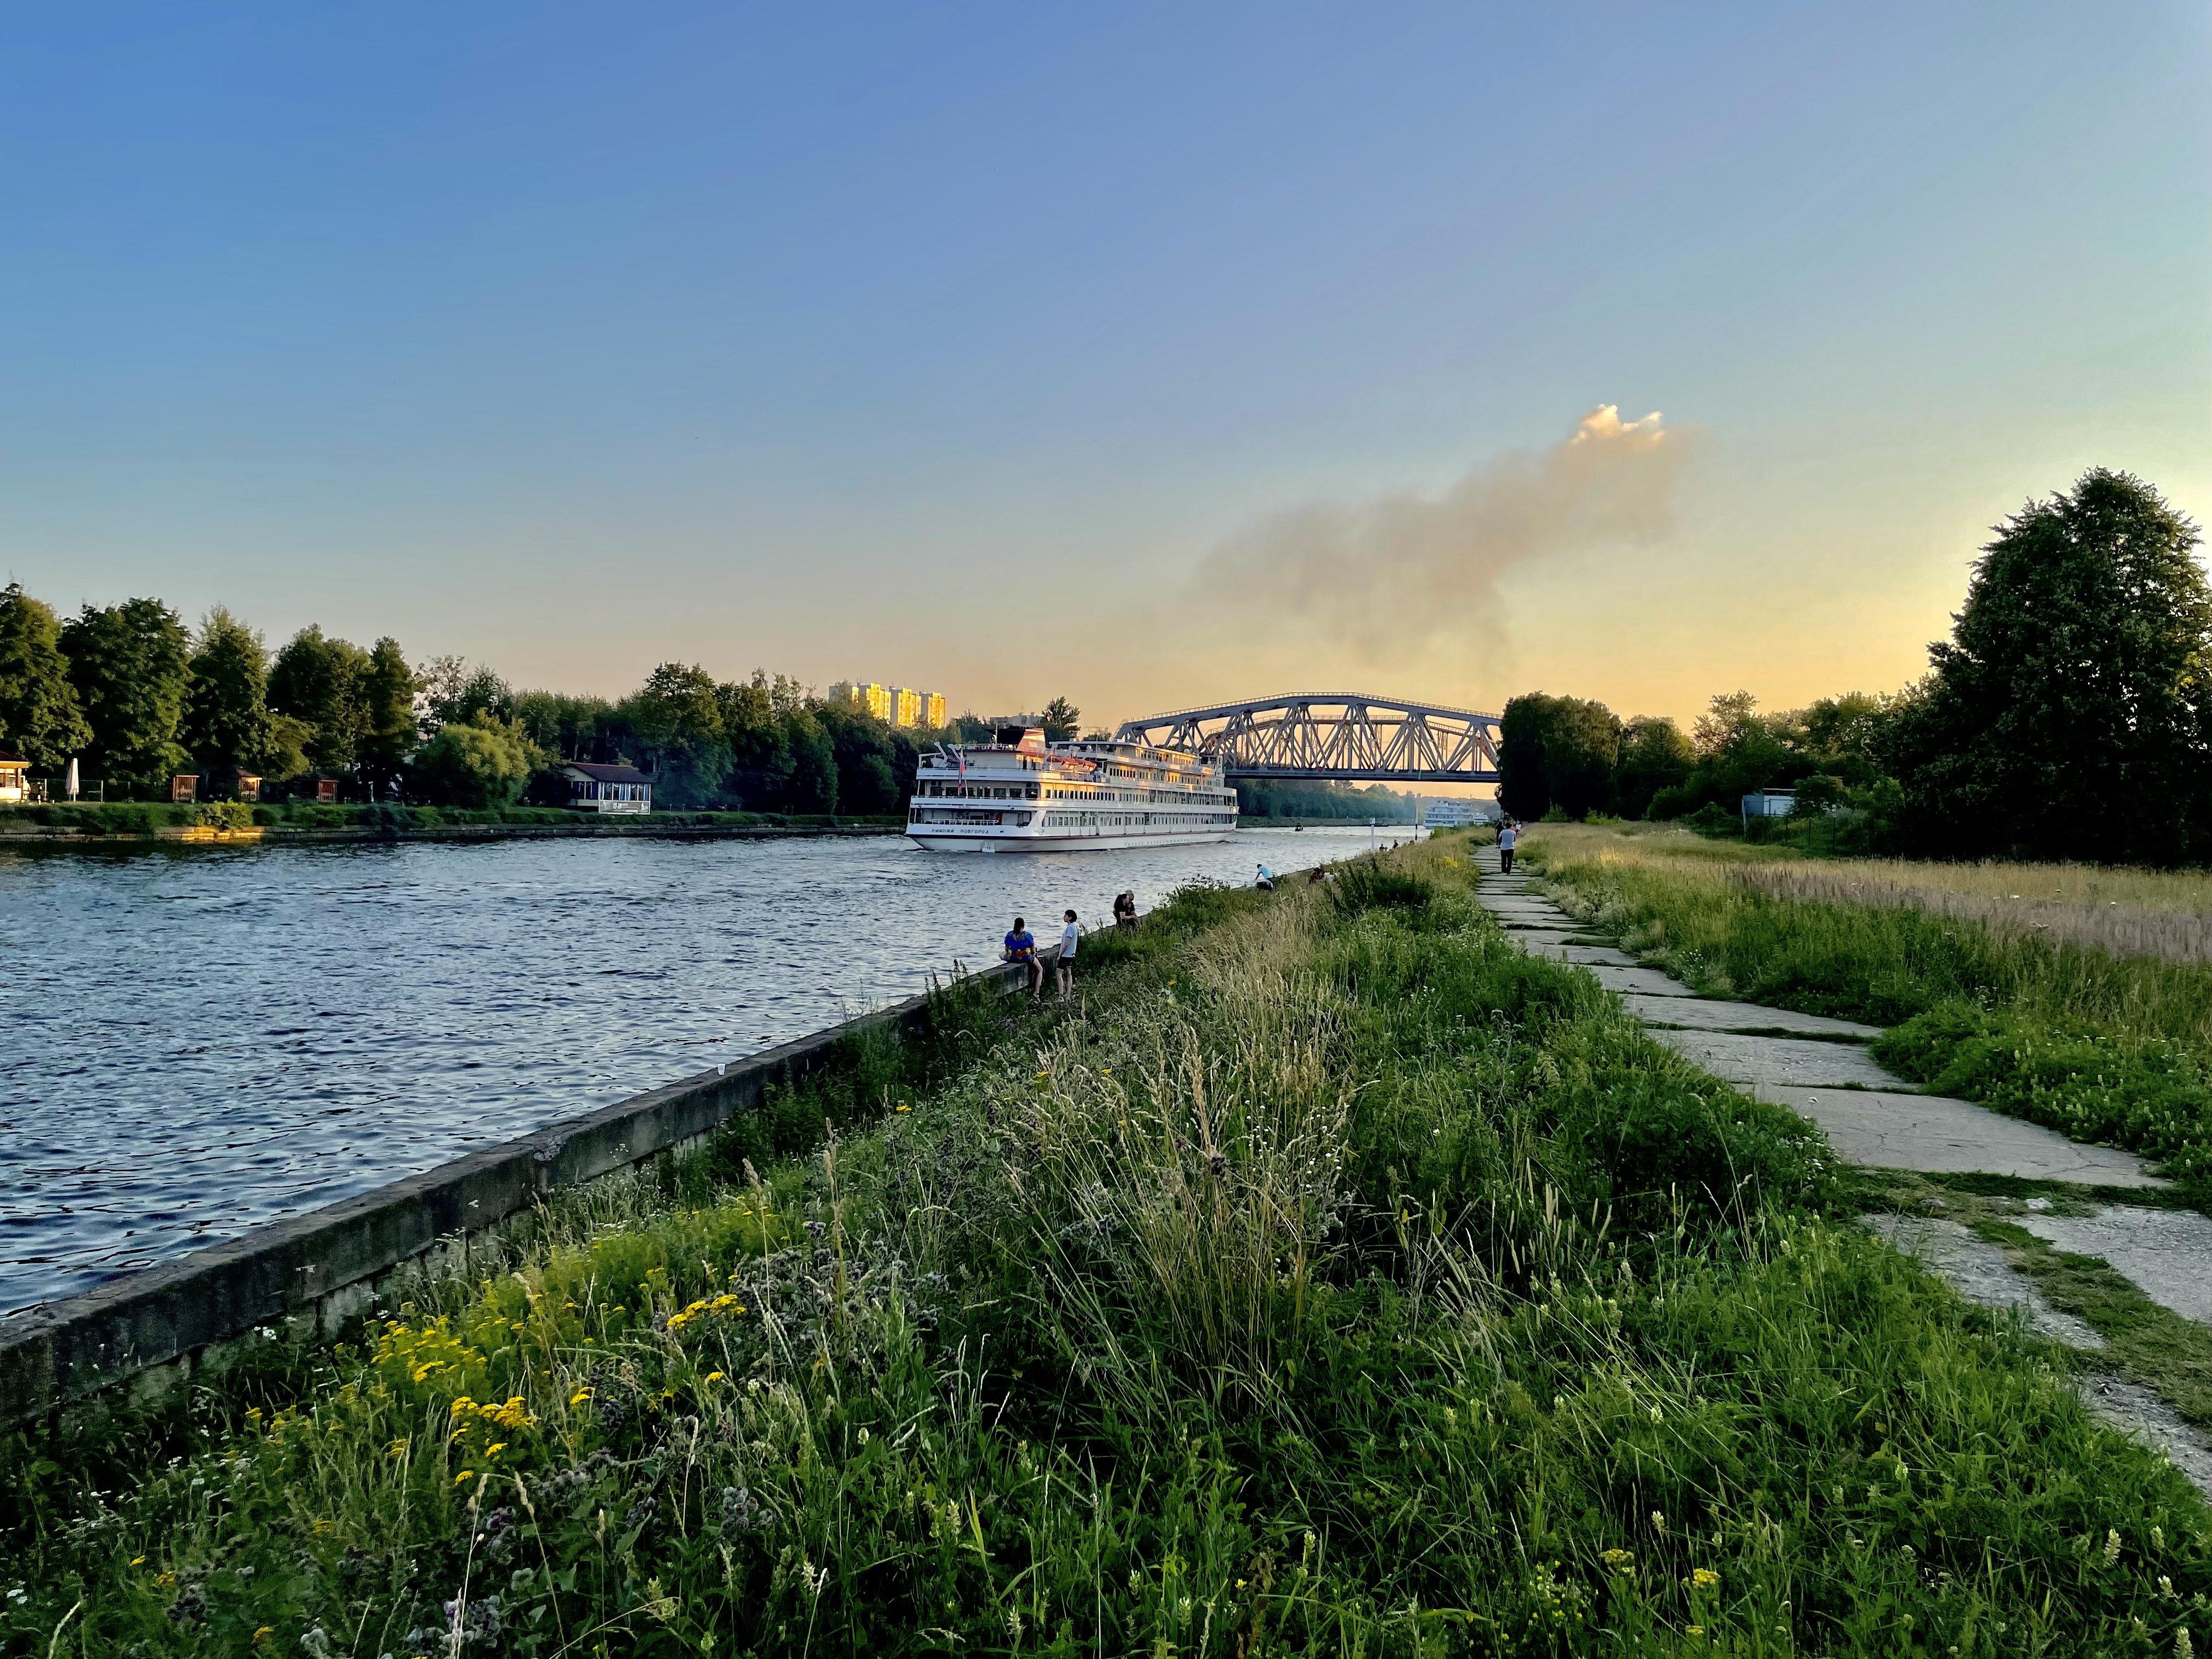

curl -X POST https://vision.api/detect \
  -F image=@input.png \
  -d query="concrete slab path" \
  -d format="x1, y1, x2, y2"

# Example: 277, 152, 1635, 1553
1650, 1029, 1901, 1089
2016, 1207, 2212, 1323
1620, 995, 1880, 1039
1752, 1085, 2171, 1187
1468, 840, 2209, 1493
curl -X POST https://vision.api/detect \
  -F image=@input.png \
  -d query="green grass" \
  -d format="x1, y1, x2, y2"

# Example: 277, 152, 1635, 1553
1522, 830, 2212, 1205
3, 849, 2209, 1655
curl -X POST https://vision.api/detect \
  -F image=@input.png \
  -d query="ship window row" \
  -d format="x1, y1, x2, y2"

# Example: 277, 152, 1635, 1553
917, 782, 1042, 799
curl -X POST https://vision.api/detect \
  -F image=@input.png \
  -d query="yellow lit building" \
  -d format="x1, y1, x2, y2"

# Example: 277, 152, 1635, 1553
833, 680, 944, 728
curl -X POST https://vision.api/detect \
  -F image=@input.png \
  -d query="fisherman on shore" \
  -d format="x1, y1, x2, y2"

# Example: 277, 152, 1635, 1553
1003, 915, 1042, 996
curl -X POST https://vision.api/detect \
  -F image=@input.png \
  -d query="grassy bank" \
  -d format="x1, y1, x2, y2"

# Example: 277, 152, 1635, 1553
0, 802, 900, 838
1519, 825, 2212, 1205
4, 844, 2209, 1655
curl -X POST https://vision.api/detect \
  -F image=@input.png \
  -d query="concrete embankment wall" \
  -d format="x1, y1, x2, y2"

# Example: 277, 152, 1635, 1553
0, 953, 1042, 1428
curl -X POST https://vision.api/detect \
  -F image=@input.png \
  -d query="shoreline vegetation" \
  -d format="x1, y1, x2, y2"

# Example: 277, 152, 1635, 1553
0, 584, 1430, 830
6, 835, 2208, 1654
1498, 469, 2212, 873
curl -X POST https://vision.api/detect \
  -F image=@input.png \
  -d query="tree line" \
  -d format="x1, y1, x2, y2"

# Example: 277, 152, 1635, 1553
1498, 467, 2212, 866
0, 590, 1047, 815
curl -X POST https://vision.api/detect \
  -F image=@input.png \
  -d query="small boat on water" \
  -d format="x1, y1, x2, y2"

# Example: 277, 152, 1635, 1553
905, 726, 1240, 853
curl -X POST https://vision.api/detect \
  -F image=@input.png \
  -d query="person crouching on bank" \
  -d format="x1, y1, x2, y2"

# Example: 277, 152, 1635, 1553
1003, 916, 1042, 997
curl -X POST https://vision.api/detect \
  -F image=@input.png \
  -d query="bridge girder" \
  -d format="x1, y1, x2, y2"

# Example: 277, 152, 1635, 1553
1115, 693, 1501, 784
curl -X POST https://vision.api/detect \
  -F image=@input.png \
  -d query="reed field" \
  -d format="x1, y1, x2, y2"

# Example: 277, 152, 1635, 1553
4, 840, 2209, 1656
1525, 825, 2212, 1203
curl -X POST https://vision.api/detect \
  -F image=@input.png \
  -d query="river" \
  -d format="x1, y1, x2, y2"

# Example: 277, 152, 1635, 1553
2, 825, 1409, 1315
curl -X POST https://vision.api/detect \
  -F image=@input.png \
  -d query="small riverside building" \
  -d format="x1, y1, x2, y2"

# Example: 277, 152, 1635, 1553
562, 762, 653, 814
1741, 788, 1796, 825
0, 748, 26, 803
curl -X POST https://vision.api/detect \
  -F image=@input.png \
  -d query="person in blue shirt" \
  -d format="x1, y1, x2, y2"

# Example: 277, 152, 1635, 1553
1002, 916, 1042, 997
1256, 863, 1275, 891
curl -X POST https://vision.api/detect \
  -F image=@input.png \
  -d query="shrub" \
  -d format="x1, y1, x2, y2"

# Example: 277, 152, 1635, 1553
1329, 857, 1434, 914
408, 716, 545, 808
194, 800, 255, 831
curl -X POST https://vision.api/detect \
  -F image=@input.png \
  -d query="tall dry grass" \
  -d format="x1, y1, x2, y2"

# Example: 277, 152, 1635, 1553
1010, 887, 1356, 1412
1532, 823, 2212, 967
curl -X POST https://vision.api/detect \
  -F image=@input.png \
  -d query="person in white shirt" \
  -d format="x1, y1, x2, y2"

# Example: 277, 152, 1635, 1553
1498, 821, 1518, 874
1057, 910, 1080, 1001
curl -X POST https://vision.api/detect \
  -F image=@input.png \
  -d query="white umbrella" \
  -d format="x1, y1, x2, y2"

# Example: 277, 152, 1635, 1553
64, 757, 78, 800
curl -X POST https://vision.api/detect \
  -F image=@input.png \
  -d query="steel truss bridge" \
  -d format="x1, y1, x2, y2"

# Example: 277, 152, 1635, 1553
1115, 693, 1501, 783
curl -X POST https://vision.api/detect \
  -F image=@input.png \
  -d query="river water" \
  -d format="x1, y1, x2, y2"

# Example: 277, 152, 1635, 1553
2, 825, 1406, 1315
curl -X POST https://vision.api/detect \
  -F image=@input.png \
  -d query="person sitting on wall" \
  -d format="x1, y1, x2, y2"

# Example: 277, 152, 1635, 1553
1003, 915, 1043, 997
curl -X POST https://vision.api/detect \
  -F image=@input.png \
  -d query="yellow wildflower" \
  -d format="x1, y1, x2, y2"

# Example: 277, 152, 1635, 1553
455, 1470, 473, 1484
1691, 1568, 1719, 1591
486, 1443, 507, 1458
252, 1629, 274, 1645
130, 1556, 145, 1567
705, 1372, 726, 1384
569, 1389, 593, 1407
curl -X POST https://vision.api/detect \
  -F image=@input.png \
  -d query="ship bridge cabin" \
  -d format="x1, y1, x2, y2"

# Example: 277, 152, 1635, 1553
562, 762, 653, 814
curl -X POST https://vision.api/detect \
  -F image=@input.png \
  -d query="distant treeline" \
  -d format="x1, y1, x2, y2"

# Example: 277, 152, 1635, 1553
1235, 780, 1419, 822
0, 589, 1091, 815
1500, 468, 2212, 866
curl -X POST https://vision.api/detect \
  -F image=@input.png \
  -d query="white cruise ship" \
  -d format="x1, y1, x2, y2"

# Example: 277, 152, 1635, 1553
906, 726, 1240, 852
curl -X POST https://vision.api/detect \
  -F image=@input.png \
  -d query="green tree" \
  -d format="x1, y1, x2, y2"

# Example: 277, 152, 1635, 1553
409, 715, 546, 809
180, 607, 270, 783
0, 583, 92, 769
1612, 715, 1694, 819
514, 690, 621, 764
1497, 695, 1553, 820
783, 707, 837, 813
268, 627, 371, 774
356, 638, 419, 789
1040, 695, 1081, 743
1888, 468, 2212, 863
59, 597, 193, 794
1498, 692, 1620, 820
621, 662, 729, 809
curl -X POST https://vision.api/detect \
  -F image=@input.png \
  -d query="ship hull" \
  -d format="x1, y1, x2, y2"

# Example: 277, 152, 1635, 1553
907, 827, 1234, 854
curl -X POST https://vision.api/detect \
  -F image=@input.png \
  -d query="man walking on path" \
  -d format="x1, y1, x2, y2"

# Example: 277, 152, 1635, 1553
1498, 820, 1517, 874
1057, 910, 1080, 1001
1003, 916, 1042, 997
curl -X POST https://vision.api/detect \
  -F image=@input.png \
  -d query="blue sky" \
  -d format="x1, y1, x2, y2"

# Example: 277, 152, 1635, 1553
4, 2, 2207, 726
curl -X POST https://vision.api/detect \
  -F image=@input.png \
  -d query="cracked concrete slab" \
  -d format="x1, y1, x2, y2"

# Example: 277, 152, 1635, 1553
1620, 994, 1880, 1039
2014, 1207, 2212, 1324
1522, 941, 1642, 968
1649, 1029, 1903, 1088
2075, 1374, 2212, 1500
1860, 1214, 2105, 1347
1585, 964, 1702, 997
1752, 1086, 2172, 1187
